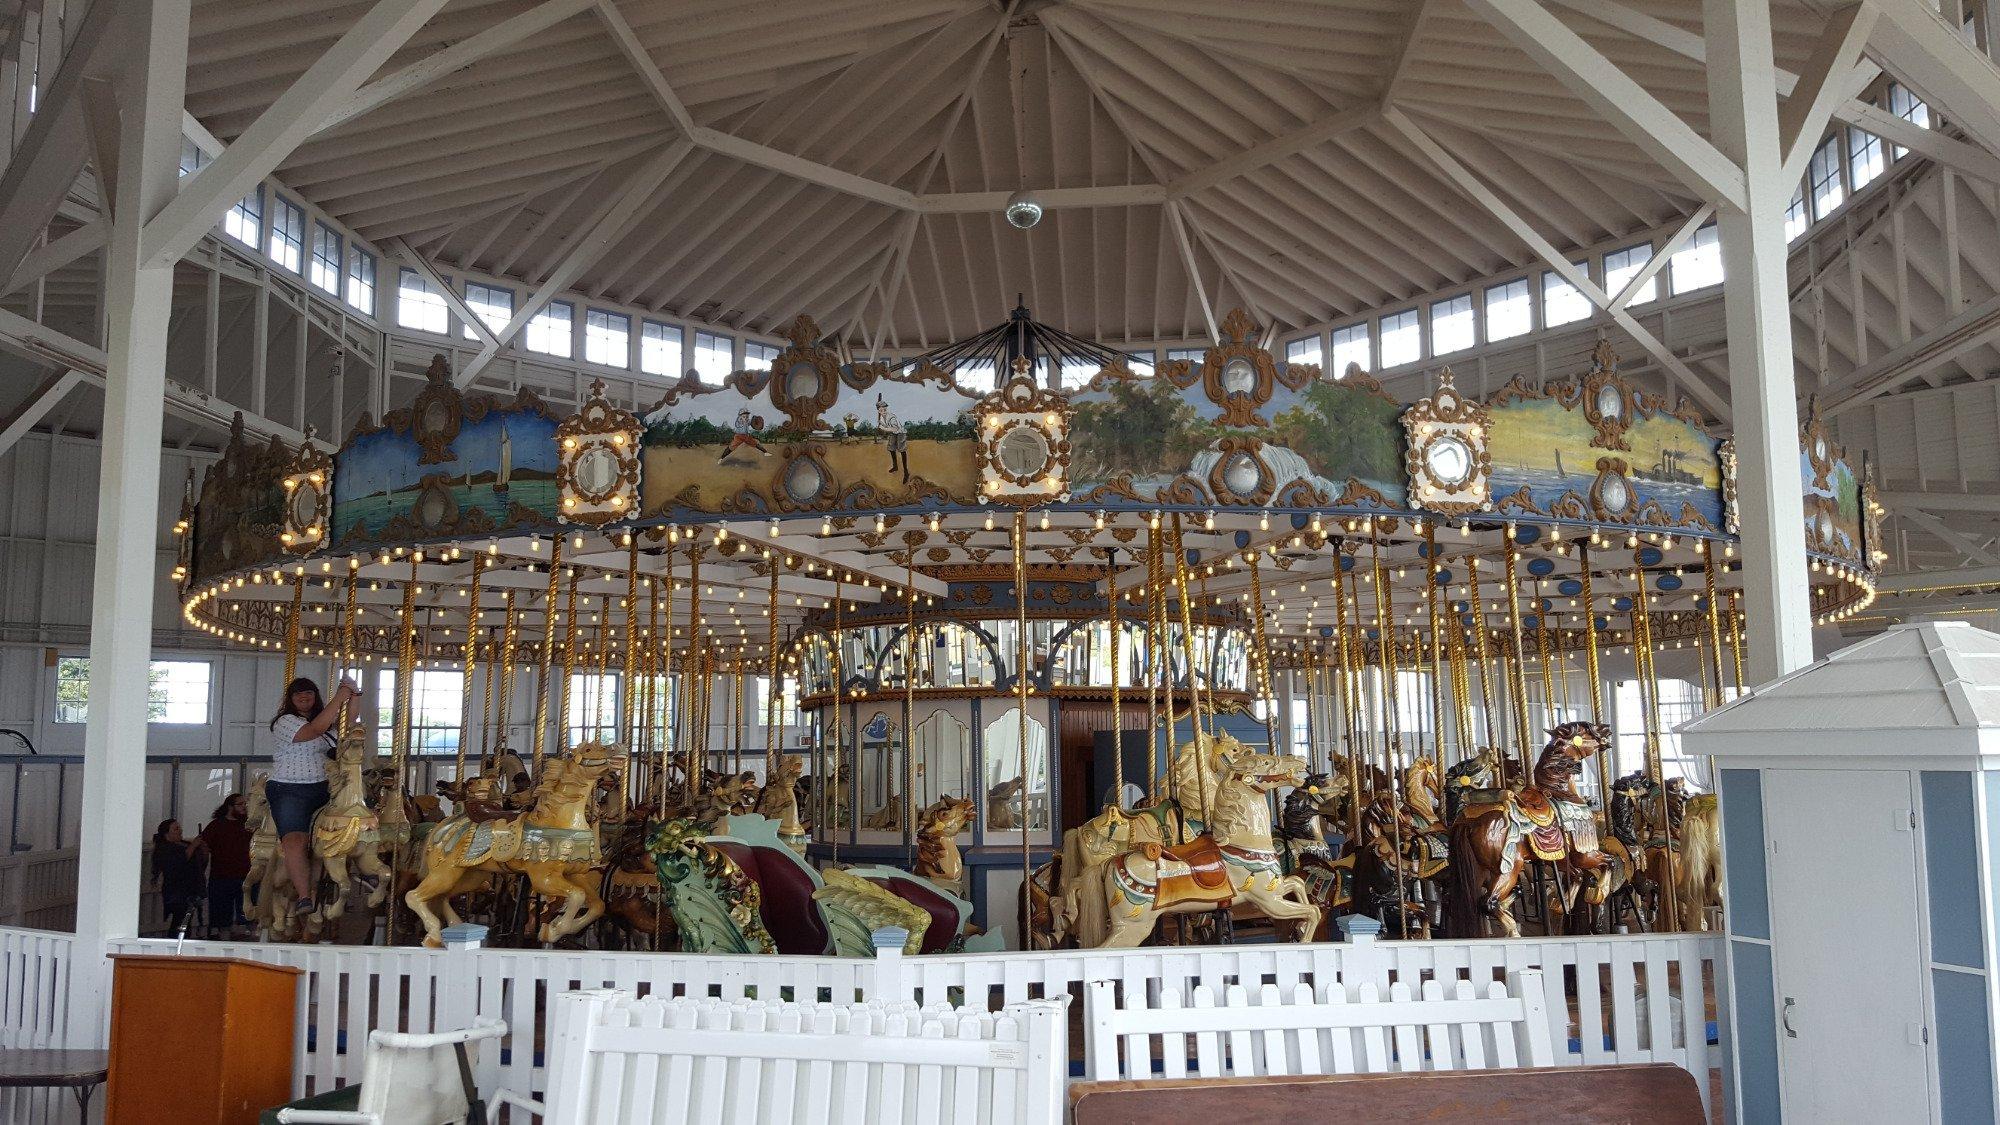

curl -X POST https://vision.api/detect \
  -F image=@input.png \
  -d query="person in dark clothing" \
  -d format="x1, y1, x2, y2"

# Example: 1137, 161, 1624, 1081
198, 795, 253, 938
150, 819, 207, 935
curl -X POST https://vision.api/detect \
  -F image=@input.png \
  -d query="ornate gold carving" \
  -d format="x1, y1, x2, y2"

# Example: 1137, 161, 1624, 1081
280, 429, 333, 555
1589, 456, 1637, 522
1800, 397, 1835, 491
409, 355, 462, 465
973, 358, 1072, 507
1401, 367, 1493, 516
1199, 308, 1278, 427
1717, 438, 1740, 535
1576, 339, 1634, 451
768, 316, 842, 434
1205, 437, 1276, 505
556, 379, 642, 527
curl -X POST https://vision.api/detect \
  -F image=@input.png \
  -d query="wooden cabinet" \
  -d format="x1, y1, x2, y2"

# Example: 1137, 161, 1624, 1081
106, 954, 303, 1125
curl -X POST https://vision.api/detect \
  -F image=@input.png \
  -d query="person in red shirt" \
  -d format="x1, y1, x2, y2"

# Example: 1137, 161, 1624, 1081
199, 793, 254, 939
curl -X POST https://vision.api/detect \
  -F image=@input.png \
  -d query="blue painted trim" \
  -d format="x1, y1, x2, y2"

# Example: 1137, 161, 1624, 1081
1923, 771, 1985, 970
1933, 965, 1997, 1125
1730, 939, 1782, 1125
1720, 769, 1770, 940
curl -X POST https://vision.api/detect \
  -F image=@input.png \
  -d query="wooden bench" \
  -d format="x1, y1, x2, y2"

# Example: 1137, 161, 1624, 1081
1084, 969, 1557, 1081
497, 991, 1067, 1124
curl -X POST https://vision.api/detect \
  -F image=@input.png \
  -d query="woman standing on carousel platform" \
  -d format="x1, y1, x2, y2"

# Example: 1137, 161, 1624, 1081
266, 676, 361, 916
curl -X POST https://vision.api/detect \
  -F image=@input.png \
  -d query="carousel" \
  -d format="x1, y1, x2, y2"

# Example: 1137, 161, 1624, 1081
174, 303, 1880, 954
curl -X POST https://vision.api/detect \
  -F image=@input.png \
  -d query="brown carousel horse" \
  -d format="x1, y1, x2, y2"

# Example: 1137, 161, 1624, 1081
912, 794, 975, 897
1446, 721, 1619, 938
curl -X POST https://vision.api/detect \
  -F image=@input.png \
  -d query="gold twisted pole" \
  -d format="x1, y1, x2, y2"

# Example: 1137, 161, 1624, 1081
1422, 525, 1449, 763
1501, 531, 1533, 767
830, 575, 844, 862
903, 557, 918, 852
1169, 514, 1210, 817
457, 556, 484, 780
1245, 549, 1279, 750
1144, 530, 1164, 801
654, 545, 675, 806
1331, 544, 1361, 841
1578, 541, 1609, 802
1702, 546, 1727, 708
496, 590, 518, 753
1369, 536, 1409, 929
1464, 555, 1500, 776
283, 574, 303, 686
767, 558, 781, 776
1012, 510, 1032, 940
624, 539, 640, 748
1106, 548, 1124, 807
1630, 556, 1679, 930
533, 537, 563, 771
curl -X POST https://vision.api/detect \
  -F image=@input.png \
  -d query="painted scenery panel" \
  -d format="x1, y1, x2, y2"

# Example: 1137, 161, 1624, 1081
1069, 374, 1406, 507
1805, 450, 1863, 560
639, 374, 980, 515
334, 405, 561, 544
1487, 395, 1723, 529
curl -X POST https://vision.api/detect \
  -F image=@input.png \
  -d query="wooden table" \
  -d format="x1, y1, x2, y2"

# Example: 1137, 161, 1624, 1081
0, 1048, 111, 1120
1070, 1064, 1706, 1124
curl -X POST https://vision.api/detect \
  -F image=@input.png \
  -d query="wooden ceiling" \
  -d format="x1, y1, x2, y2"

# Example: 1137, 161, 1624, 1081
180, 0, 1833, 348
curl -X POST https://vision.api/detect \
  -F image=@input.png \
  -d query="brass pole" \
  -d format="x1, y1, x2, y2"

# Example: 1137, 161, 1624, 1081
457, 556, 484, 780
1631, 557, 1679, 930
654, 546, 674, 805
390, 559, 420, 944
1169, 515, 1210, 818
903, 558, 918, 856
497, 590, 518, 754
283, 574, 304, 686
1702, 547, 1728, 708
1501, 531, 1534, 768
339, 569, 360, 729
1331, 546, 1361, 841
1464, 554, 1500, 776
1107, 548, 1124, 807
1142, 532, 1161, 799
1422, 525, 1449, 765
767, 559, 781, 776
830, 576, 844, 862
685, 549, 703, 802
533, 537, 563, 770
1012, 510, 1034, 942
1727, 590, 1746, 693
1370, 536, 1409, 931
623, 539, 640, 747
1578, 542, 1609, 803
1246, 549, 1280, 750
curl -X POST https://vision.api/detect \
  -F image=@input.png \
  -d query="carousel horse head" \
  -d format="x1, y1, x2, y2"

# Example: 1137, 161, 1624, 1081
1546, 721, 1613, 762
918, 793, 976, 838
1213, 741, 1308, 794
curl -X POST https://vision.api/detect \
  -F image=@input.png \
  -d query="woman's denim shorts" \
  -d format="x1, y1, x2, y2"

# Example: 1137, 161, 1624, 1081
265, 780, 330, 836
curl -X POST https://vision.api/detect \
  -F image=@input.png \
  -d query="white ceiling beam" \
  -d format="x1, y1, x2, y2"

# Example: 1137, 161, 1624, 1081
1164, 200, 1219, 344
0, 0, 116, 287
1608, 203, 1713, 312
456, 140, 691, 386
1879, 489, 2000, 515
919, 183, 1168, 212
1823, 289, 2000, 411
1845, 100, 2000, 187
318, 0, 597, 136
1382, 1, 1437, 104
144, 0, 454, 268
388, 236, 501, 349
1865, 0, 2000, 159
0, 367, 85, 459
589, 0, 695, 137
1166, 104, 1379, 200
3, 219, 107, 296
1779, 5, 1882, 188
1385, 106, 1730, 420
1461, 0, 1747, 212
691, 127, 921, 210
1897, 506, 2000, 565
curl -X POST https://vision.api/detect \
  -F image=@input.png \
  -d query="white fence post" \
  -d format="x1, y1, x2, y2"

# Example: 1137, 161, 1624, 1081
869, 926, 911, 1002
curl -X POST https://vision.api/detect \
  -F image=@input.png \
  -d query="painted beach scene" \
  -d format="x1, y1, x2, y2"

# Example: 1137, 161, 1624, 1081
638, 373, 980, 515
333, 407, 560, 542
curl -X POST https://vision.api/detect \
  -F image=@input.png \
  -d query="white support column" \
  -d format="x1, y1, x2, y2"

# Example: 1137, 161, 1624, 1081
1706, 0, 1815, 684
70, 0, 189, 1044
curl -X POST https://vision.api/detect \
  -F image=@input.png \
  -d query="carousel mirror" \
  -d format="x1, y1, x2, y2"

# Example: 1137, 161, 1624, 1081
911, 708, 972, 830
983, 707, 1049, 833
1425, 435, 1474, 487
785, 360, 822, 400
782, 456, 826, 504
573, 445, 620, 496
1221, 356, 1257, 395
997, 424, 1052, 478
1595, 383, 1623, 419
1599, 471, 1632, 514
289, 485, 320, 527
1220, 452, 1261, 496
857, 710, 905, 841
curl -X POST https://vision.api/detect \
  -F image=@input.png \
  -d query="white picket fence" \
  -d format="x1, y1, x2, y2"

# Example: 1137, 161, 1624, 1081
0, 925, 80, 1124
98, 930, 1720, 1119
0, 848, 167, 933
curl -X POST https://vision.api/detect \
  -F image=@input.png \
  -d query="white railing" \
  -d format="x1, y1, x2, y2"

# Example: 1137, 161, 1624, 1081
105, 931, 1720, 1119
0, 925, 80, 1125
0, 847, 167, 934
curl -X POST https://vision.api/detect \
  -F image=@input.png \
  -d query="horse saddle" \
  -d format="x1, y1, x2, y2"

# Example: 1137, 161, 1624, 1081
1513, 787, 1558, 827
1144, 836, 1234, 906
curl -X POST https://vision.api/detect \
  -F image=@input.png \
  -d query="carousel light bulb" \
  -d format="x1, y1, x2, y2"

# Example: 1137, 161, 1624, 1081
1040, 512, 1050, 530
1259, 512, 1269, 531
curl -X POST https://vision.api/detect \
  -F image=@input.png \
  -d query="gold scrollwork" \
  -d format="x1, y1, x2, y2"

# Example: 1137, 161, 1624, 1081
973, 358, 1072, 507
1200, 308, 1278, 428
555, 379, 642, 527
1401, 367, 1493, 516
767, 316, 843, 434
280, 429, 333, 555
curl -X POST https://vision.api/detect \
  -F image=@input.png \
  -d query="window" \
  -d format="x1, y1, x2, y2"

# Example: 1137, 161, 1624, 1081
1889, 83, 1929, 159
268, 196, 305, 272
1284, 335, 1323, 370
1123, 350, 1156, 378
694, 331, 734, 383
1430, 294, 1474, 354
1378, 308, 1420, 367
462, 282, 512, 341
586, 310, 632, 368
309, 223, 342, 294
641, 320, 683, 378
743, 340, 779, 372
525, 301, 573, 357
1484, 278, 1531, 341
1808, 135, 1844, 218
407, 670, 464, 756
567, 674, 621, 745
1785, 186, 1810, 242
1330, 323, 1370, 374
1165, 347, 1205, 369
1057, 358, 1098, 388
178, 137, 209, 179
1543, 264, 1590, 327
224, 186, 262, 247
1603, 244, 1657, 306
397, 268, 449, 334
1669, 224, 1722, 294
1848, 127, 1884, 190
346, 248, 377, 314
54, 658, 212, 724
1612, 678, 1714, 788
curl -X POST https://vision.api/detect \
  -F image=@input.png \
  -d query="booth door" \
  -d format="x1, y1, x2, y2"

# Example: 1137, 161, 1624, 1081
1764, 768, 1930, 1124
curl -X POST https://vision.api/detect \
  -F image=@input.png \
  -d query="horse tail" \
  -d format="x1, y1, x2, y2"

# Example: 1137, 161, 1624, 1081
1445, 815, 1489, 939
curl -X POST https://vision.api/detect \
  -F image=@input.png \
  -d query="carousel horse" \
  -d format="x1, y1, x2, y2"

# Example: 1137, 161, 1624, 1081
1400, 758, 1452, 881
1090, 735, 1321, 948
1609, 770, 1670, 927
1446, 721, 1620, 938
1024, 855, 1064, 949
241, 779, 308, 937
1351, 791, 1430, 938
985, 776, 1025, 830
1274, 771, 1354, 934
1053, 742, 1213, 948
860, 788, 905, 832
1677, 793, 1723, 931
405, 743, 627, 947
753, 755, 809, 849
597, 813, 674, 950
310, 726, 394, 922
913, 794, 975, 897
1442, 747, 1505, 826
686, 771, 756, 832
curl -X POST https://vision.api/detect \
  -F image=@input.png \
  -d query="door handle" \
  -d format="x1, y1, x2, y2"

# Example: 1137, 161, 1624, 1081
1782, 997, 1798, 1039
